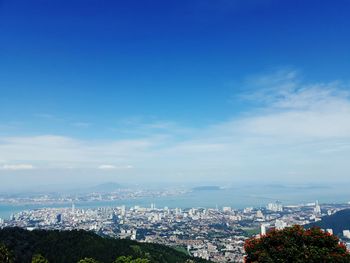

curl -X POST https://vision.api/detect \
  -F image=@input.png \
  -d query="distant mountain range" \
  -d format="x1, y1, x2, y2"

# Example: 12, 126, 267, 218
265, 184, 331, 190
192, 186, 221, 191
305, 209, 350, 236
85, 182, 123, 193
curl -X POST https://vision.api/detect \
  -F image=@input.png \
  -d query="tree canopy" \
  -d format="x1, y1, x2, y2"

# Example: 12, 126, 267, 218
0, 243, 14, 263
113, 256, 149, 263
0, 227, 210, 263
31, 254, 49, 263
77, 258, 100, 263
244, 225, 350, 263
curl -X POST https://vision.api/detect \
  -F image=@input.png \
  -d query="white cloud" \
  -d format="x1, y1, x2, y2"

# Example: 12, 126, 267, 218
0, 135, 153, 165
0, 164, 35, 170
228, 71, 350, 140
1, 70, 350, 183
98, 164, 116, 170
98, 164, 133, 170
97, 164, 133, 170
235, 110, 350, 139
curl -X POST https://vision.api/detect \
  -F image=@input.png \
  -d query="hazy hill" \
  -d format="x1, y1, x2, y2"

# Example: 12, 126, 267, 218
192, 186, 221, 191
87, 182, 123, 193
0, 227, 210, 263
306, 208, 350, 236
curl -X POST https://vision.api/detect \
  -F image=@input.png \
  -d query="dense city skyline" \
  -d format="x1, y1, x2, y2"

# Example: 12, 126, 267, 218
1, 1, 350, 188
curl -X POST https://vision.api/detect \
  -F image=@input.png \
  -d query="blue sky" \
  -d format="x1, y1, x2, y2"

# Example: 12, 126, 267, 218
1, 0, 350, 189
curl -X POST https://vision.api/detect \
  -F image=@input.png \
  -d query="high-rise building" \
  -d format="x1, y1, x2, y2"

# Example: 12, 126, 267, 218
314, 200, 321, 216
260, 224, 267, 236
112, 212, 118, 224
131, 229, 137, 240
121, 205, 126, 216
56, 214, 62, 223
256, 210, 264, 218
343, 230, 350, 239
223, 207, 232, 213
275, 219, 287, 230
266, 201, 283, 212
244, 207, 253, 213
175, 207, 181, 215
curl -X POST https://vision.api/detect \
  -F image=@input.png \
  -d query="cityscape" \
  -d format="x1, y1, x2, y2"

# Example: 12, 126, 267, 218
2, 198, 350, 262
1, 0, 350, 262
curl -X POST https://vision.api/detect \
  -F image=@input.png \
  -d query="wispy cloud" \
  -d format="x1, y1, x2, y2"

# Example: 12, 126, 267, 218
98, 164, 133, 170
1, 70, 350, 183
98, 164, 117, 170
112, 118, 195, 139
0, 164, 35, 170
239, 70, 349, 111
0, 135, 154, 168
228, 71, 350, 139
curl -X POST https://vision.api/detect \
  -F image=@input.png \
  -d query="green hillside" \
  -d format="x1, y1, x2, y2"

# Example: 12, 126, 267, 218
0, 227, 210, 263
306, 209, 350, 236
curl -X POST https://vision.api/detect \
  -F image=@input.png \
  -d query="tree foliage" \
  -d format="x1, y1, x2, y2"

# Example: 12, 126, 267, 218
77, 258, 100, 263
0, 243, 14, 263
244, 225, 350, 263
31, 254, 49, 263
0, 227, 209, 263
113, 256, 149, 263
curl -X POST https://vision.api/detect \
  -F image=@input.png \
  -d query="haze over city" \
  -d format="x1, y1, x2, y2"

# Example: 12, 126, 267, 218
1, 0, 350, 190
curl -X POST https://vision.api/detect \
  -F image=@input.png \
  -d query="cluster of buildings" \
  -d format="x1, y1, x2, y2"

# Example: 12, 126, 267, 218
0, 188, 185, 205
1, 201, 350, 262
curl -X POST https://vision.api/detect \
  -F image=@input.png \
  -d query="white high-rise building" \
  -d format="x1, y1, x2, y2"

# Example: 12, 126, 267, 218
175, 207, 182, 215
131, 229, 137, 240
343, 230, 350, 239
222, 206, 232, 213
121, 205, 126, 216
164, 206, 169, 214
256, 210, 264, 218
314, 200, 321, 216
275, 219, 287, 230
266, 201, 283, 212
189, 208, 196, 217
260, 223, 267, 236
244, 207, 253, 213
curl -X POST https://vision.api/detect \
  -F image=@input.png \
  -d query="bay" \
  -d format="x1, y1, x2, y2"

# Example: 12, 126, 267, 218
1, 185, 349, 219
